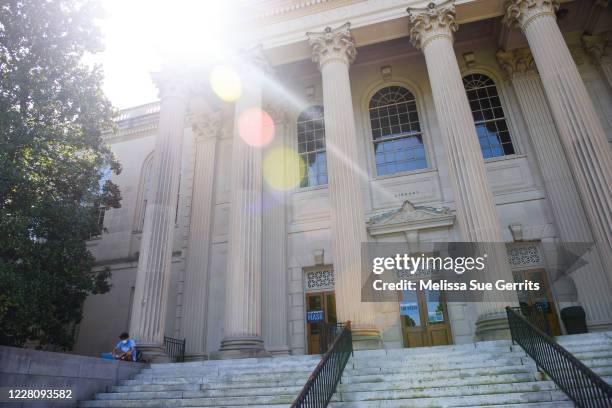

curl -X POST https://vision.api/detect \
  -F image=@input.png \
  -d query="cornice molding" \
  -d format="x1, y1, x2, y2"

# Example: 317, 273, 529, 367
306, 22, 356, 69
503, 0, 560, 30
407, 1, 458, 50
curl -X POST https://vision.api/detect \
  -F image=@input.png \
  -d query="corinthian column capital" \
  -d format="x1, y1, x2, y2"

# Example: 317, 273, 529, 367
242, 44, 274, 77
306, 22, 356, 69
496, 47, 537, 77
152, 69, 191, 100
582, 32, 612, 64
503, 0, 559, 29
190, 110, 222, 142
264, 101, 290, 125
407, 1, 457, 50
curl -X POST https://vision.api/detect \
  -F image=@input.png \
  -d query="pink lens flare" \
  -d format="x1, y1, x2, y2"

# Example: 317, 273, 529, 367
238, 107, 275, 147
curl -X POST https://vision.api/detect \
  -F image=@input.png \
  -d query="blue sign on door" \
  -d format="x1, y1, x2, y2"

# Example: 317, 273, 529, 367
307, 310, 324, 322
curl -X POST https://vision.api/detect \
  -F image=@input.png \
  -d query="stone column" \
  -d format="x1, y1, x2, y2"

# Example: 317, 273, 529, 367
180, 111, 222, 360
407, 2, 517, 339
497, 48, 612, 327
582, 32, 612, 91
504, 0, 612, 264
129, 71, 189, 360
215, 50, 271, 359
262, 102, 290, 356
307, 23, 380, 348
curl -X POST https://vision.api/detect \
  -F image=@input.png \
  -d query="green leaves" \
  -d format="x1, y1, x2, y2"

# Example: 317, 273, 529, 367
0, 0, 120, 349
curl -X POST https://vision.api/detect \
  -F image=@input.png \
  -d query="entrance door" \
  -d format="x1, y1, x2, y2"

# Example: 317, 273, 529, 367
400, 285, 452, 348
306, 291, 337, 354
513, 268, 561, 336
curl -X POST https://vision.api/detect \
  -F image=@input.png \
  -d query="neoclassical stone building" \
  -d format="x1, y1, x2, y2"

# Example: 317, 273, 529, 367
74, 0, 612, 360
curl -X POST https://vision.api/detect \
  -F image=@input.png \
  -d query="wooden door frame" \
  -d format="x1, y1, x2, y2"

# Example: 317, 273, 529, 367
305, 290, 336, 354
400, 284, 453, 348
512, 267, 562, 336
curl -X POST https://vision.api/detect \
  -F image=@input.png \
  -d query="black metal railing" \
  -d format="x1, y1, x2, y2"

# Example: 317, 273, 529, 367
506, 306, 612, 408
516, 303, 552, 335
318, 322, 345, 355
292, 322, 353, 408
163, 336, 185, 362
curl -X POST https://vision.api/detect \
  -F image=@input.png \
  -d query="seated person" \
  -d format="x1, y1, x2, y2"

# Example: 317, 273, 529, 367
112, 332, 138, 361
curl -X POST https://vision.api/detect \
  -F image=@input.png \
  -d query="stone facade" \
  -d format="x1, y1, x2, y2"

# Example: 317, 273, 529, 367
74, 0, 612, 359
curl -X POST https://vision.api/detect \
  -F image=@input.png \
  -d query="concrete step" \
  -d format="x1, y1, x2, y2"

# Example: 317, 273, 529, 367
148, 355, 320, 370
132, 370, 314, 383
112, 377, 308, 393
337, 372, 537, 392
97, 385, 305, 400
343, 364, 537, 385
344, 357, 530, 376
328, 390, 569, 407
335, 381, 559, 402
81, 393, 297, 407
458, 403, 575, 408
82, 333, 612, 408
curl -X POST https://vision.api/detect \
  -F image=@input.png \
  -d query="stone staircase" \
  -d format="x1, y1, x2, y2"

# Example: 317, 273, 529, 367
80, 332, 612, 408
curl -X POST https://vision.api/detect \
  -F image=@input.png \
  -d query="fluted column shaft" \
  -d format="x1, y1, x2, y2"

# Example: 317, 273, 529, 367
181, 112, 221, 360
262, 106, 290, 355
408, 3, 516, 326
307, 24, 379, 342
130, 75, 188, 357
504, 0, 612, 262
216, 54, 270, 358
497, 49, 612, 325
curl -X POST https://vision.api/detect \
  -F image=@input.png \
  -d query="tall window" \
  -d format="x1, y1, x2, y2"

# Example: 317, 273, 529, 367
297, 106, 327, 187
463, 74, 515, 158
369, 86, 427, 176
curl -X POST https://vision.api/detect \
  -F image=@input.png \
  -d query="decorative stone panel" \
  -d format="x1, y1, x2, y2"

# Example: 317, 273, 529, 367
304, 266, 335, 292
507, 243, 544, 269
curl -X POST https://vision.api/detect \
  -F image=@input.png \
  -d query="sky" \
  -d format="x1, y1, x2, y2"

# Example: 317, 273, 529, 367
90, 0, 238, 110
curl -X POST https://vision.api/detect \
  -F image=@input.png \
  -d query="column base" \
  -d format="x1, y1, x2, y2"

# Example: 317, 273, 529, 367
184, 352, 209, 362
210, 336, 272, 360
475, 312, 511, 341
266, 346, 291, 357
352, 326, 382, 350
137, 342, 172, 363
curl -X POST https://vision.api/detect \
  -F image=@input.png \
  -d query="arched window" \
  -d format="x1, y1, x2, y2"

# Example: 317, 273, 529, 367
463, 74, 515, 158
297, 106, 327, 187
134, 153, 154, 232
369, 86, 427, 176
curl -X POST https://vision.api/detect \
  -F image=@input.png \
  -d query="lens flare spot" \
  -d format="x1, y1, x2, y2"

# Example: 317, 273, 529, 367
263, 147, 305, 191
238, 108, 275, 147
209, 65, 242, 102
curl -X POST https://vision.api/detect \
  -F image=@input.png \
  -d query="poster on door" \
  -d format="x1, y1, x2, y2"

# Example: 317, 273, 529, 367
307, 310, 324, 322
399, 302, 421, 326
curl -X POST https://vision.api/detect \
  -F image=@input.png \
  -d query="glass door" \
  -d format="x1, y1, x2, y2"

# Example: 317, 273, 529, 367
306, 291, 337, 354
400, 285, 452, 348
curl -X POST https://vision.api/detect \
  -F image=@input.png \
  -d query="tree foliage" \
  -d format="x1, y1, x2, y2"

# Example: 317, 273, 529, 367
0, 0, 121, 349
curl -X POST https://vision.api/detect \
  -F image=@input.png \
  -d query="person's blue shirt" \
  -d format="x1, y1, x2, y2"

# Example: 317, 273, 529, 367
116, 338, 136, 353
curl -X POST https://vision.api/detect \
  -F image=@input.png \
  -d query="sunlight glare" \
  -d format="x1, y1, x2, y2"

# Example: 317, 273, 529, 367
210, 66, 242, 102
263, 147, 305, 191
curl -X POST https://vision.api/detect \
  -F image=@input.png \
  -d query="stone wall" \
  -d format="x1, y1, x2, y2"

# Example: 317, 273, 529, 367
0, 346, 143, 407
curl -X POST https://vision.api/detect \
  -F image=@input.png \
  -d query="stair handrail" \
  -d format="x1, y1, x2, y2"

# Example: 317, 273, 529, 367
506, 306, 612, 408
291, 321, 353, 408
163, 336, 186, 362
